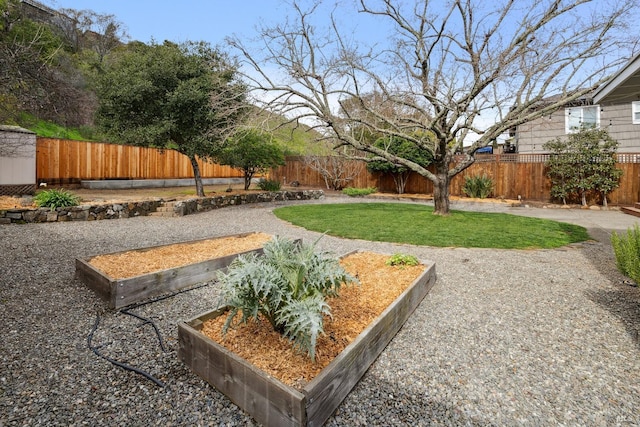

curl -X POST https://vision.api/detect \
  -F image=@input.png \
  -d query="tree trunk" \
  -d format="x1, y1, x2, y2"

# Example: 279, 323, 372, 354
394, 171, 410, 194
244, 172, 253, 190
189, 155, 205, 197
432, 175, 451, 215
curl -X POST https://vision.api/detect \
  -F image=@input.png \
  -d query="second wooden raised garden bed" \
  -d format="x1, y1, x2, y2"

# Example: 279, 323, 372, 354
178, 251, 437, 427
75, 232, 275, 309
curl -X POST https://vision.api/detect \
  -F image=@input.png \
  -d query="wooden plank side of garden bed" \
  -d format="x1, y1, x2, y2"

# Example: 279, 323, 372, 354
114, 248, 266, 309
75, 232, 278, 310
303, 262, 437, 427
75, 258, 117, 307
178, 320, 307, 427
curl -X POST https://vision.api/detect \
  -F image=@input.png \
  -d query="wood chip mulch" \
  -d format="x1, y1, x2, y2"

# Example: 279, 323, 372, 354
0, 196, 33, 210
200, 251, 427, 388
88, 233, 273, 279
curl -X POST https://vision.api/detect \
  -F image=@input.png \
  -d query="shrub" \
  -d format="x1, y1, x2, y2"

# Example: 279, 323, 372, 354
386, 253, 420, 267
33, 188, 81, 210
462, 175, 493, 198
611, 225, 640, 285
217, 237, 358, 362
257, 178, 281, 191
342, 187, 377, 197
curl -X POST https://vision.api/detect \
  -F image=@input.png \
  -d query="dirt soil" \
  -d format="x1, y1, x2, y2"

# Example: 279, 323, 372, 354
88, 232, 273, 279
201, 251, 426, 388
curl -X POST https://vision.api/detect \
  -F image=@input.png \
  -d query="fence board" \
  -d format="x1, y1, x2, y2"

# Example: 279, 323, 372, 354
270, 154, 640, 205
36, 139, 640, 205
36, 138, 243, 184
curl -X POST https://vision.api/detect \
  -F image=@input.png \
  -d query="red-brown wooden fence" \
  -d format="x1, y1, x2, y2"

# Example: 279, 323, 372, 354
35, 138, 640, 205
270, 154, 640, 205
36, 138, 243, 184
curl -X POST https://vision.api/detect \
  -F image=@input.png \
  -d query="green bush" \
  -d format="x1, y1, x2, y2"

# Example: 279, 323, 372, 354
611, 225, 640, 285
217, 237, 358, 362
257, 178, 281, 191
342, 187, 377, 197
462, 175, 493, 198
33, 189, 81, 210
385, 253, 420, 267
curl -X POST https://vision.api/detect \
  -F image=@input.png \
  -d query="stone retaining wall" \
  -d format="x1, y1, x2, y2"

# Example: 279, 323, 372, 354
0, 190, 324, 224
172, 190, 324, 216
0, 200, 164, 224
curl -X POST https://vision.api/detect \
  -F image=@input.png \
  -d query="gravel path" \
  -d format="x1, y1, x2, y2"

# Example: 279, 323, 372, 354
1, 197, 639, 426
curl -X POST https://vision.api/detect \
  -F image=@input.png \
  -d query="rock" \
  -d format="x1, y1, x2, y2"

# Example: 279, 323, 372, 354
20, 196, 33, 207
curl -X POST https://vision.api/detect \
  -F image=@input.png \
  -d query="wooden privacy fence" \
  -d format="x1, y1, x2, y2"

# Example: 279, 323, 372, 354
36, 138, 243, 184
270, 154, 640, 205
35, 138, 640, 205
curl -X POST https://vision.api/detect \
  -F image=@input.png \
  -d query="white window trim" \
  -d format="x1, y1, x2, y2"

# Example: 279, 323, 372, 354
565, 105, 600, 133
632, 101, 640, 125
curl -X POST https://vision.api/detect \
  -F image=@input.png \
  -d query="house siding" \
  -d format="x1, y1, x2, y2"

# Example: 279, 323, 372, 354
515, 114, 564, 153
516, 102, 640, 153
600, 103, 640, 152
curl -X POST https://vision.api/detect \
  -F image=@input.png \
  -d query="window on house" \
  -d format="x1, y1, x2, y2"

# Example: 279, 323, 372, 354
632, 101, 640, 124
565, 105, 599, 133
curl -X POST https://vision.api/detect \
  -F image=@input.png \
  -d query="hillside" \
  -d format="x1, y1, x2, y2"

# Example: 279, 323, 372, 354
1, 0, 327, 155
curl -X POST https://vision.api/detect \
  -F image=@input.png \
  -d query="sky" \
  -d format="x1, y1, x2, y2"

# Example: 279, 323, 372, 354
42, 0, 632, 145
46, 0, 357, 46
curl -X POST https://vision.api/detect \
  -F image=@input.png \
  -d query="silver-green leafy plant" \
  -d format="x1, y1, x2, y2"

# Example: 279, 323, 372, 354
217, 237, 358, 362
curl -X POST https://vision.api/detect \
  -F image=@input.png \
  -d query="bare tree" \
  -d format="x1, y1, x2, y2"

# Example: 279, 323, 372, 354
304, 147, 362, 190
231, 0, 638, 215
57, 9, 128, 62
88, 12, 128, 63
56, 8, 91, 52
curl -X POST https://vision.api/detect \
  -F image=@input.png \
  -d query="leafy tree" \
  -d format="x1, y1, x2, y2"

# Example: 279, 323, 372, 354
367, 136, 433, 194
217, 129, 285, 190
231, 0, 637, 215
95, 41, 248, 196
544, 128, 622, 206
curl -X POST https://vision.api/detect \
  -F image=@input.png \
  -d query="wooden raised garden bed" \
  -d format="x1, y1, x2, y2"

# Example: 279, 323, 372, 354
75, 232, 274, 309
178, 251, 436, 427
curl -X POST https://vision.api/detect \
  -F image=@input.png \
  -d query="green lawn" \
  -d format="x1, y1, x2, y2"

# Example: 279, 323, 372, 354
273, 203, 590, 249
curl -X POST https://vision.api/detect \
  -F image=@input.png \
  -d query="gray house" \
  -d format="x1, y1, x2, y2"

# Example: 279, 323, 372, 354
515, 54, 640, 154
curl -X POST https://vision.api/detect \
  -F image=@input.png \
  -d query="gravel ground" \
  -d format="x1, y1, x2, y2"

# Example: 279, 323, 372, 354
1, 196, 639, 426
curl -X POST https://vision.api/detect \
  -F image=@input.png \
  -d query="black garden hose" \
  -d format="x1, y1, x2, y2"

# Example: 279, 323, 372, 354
120, 308, 168, 352
86, 281, 214, 388
87, 312, 166, 388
